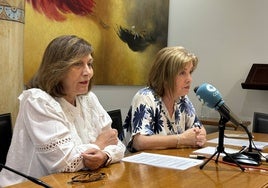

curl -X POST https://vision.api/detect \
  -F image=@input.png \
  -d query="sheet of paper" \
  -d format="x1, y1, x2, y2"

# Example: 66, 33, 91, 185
207, 138, 268, 150
193, 146, 268, 158
193, 146, 238, 156
122, 152, 203, 170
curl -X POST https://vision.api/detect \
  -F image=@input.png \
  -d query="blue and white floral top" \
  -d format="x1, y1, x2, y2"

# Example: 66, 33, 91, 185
123, 87, 202, 152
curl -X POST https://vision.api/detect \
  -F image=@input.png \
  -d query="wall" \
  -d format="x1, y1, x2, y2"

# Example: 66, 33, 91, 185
0, 1, 24, 125
93, 85, 143, 121
93, 0, 268, 130
168, 0, 268, 123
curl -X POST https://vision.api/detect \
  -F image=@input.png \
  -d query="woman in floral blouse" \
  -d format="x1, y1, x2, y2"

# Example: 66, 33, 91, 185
123, 46, 206, 152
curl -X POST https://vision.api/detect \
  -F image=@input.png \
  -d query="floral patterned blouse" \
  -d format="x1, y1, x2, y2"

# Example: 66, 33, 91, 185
123, 87, 202, 152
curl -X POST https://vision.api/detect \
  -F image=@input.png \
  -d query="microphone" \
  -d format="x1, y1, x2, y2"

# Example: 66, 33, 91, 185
194, 82, 242, 127
194, 83, 259, 160
0, 163, 52, 188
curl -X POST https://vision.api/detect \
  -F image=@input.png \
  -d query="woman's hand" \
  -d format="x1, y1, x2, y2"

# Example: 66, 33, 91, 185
94, 128, 118, 149
177, 127, 206, 147
194, 126, 207, 147
81, 148, 108, 170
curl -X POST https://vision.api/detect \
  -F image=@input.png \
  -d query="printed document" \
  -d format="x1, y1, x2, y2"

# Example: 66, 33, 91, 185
122, 152, 203, 170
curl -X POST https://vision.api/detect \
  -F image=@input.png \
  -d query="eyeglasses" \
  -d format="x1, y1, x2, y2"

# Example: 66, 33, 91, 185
68, 171, 106, 184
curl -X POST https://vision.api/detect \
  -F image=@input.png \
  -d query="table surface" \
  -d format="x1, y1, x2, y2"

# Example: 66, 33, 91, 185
6, 131, 268, 188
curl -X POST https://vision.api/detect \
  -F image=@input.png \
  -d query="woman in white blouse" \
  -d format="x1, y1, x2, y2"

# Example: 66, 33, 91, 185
0, 35, 126, 187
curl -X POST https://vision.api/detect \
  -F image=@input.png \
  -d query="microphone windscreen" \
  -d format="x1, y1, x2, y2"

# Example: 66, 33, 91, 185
194, 83, 224, 109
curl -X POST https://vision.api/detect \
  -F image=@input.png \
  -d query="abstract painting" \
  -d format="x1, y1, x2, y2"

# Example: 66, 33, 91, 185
24, 0, 169, 85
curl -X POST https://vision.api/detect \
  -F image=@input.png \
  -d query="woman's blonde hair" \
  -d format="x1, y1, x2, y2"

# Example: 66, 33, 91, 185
27, 35, 94, 97
148, 46, 198, 97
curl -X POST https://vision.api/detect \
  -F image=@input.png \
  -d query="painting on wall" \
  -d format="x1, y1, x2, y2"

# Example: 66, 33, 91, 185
24, 0, 169, 85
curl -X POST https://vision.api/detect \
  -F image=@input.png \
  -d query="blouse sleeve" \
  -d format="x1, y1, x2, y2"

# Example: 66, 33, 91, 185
20, 89, 102, 173
129, 88, 158, 136
82, 92, 126, 164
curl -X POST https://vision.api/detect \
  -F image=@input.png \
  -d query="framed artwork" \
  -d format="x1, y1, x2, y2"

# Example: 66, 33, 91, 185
24, 0, 169, 85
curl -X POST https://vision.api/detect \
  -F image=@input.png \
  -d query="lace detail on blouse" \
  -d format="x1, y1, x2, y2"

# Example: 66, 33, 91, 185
36, 137, 72, 152
60, 156, 83, 172
36, 136, 83, 172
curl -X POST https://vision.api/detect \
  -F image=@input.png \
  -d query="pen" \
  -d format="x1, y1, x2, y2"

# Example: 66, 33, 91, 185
189, 154, 206, 159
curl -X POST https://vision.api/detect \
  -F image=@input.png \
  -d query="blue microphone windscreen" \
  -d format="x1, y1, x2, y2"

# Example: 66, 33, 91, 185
195, 83, 224, 109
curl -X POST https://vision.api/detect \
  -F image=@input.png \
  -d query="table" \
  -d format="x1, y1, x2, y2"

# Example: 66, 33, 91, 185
6, 131, 268, 188
200, 117, 251, 130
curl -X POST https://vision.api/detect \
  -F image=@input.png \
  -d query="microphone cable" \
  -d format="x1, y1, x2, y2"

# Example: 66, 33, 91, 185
0, 163, 52, 188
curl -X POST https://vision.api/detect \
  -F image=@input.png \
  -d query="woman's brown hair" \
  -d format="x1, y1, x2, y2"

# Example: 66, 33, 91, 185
148, 46, 198, 97
27, 35, 94, 97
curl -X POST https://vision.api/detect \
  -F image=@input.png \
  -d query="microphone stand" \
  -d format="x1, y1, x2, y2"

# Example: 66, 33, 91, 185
236, 123, 261, 161
0, 163, 52, 188
199, 115, 245, 171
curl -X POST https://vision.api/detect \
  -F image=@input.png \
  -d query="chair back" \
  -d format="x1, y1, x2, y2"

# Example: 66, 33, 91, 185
107, 109, 124, 141
0, 113, 12, 170
253, 112, 268, 133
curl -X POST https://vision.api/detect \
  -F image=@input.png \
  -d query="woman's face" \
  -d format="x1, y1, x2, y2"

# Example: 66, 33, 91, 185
173, 62, 194, 99
62, 54, 94, 104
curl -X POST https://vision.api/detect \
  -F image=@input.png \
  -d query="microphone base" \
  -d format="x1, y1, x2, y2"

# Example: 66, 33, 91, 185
222, 151, 261, 166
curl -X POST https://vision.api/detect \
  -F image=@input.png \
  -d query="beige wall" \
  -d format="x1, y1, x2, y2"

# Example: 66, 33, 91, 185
0, 0, 24, 125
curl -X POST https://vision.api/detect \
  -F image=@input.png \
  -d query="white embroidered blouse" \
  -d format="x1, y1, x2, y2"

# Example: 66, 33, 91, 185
0, 88, 125, 187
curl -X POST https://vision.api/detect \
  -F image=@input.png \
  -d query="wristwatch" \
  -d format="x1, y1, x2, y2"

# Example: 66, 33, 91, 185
104, 152, 112, 166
